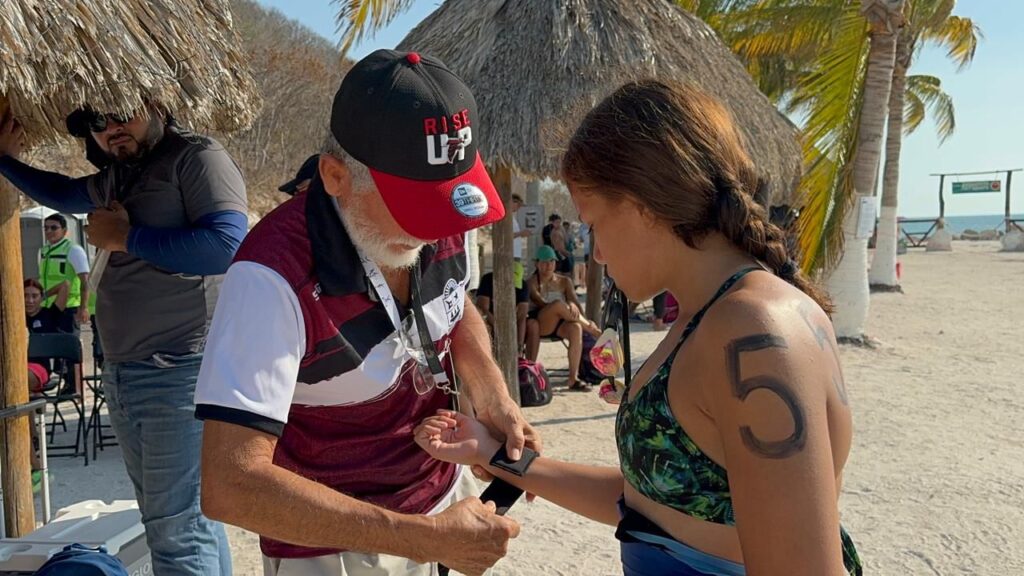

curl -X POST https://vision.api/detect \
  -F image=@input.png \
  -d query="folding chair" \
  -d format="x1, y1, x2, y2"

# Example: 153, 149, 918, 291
28, 333, 88, 465
83, 320, 117, 459
539, 331, 571, 380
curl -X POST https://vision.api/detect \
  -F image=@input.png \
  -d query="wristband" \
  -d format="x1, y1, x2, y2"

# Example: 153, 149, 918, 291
488, 445, 538, 477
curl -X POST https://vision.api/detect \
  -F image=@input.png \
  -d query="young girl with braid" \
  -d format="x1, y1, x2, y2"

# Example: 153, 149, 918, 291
415, 80, 861, 576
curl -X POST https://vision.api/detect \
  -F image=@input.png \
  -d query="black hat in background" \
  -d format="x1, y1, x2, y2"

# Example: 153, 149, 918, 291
279, 154, 320, 195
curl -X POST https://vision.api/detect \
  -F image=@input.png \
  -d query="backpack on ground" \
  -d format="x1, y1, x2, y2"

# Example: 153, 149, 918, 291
518, 358, 552, 407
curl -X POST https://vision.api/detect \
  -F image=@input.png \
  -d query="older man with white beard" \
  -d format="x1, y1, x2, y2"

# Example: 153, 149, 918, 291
194, 50, 539, 576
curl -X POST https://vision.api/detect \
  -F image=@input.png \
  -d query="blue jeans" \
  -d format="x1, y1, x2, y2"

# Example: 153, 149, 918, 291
103, 353, 232, 575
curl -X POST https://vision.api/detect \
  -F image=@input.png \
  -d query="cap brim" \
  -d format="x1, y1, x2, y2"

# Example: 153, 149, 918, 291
278, 179, 299, 194
370, 152, 505, 240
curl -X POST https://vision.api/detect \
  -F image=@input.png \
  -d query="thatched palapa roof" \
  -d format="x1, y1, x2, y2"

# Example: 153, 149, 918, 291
0, 0, 259, 142
398, 0, 802, 204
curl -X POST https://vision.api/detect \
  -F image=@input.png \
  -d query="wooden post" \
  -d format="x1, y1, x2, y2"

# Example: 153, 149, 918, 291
490, 166, 520, 404
938, 174, 945, 220
525, 181, 540, 272
1005, 170, 1013, 231
0, 95, 36, 537
585, 228, 604, 322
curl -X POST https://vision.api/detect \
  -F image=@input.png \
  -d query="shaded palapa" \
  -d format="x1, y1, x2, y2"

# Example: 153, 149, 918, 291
0, 0, 259, 536
398, 0, 801, 204
0, 0, 260, 142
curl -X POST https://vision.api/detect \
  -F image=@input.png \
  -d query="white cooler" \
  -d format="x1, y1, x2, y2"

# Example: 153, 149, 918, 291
0, 500, 150, 575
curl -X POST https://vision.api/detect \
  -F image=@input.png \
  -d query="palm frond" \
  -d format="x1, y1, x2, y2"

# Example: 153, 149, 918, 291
334, 0, 416, 58
706, 0, 849, 105
677, 0, 761, 22
727, 3, 850, 61
791, 4, 870, 273
921, 15, 982, 70
903, 74, 955, 142
904, 0, 955, 32
903, 77, 926, 135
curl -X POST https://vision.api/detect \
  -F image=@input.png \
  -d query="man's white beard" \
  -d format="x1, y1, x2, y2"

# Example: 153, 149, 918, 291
340, 204, 424, 270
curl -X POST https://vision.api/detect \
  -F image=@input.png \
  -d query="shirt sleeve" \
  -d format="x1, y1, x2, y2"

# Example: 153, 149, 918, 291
126, 209, 247, 276
194, 261, 305, 436
67, 245, 90, 275
0, 156, 96, 213
177, 139, 248, 222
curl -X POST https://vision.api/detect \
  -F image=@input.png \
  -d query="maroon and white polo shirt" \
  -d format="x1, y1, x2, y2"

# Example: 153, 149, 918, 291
195, 184, 469, 559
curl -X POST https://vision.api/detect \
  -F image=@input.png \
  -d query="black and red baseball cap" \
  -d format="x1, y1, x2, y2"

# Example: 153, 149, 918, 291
331, 49, 504, 240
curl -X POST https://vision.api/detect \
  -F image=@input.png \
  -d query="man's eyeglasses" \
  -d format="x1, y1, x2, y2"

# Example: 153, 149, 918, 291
88, 112, 134, 133
43, 225, 62, 231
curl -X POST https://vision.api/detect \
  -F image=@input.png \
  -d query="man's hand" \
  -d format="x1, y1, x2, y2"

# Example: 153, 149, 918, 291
474, 395, 541, 462
428, 497, 520, 575
87, 202, 131, 252
76, 306, 90, 325
0, 111, 25, 159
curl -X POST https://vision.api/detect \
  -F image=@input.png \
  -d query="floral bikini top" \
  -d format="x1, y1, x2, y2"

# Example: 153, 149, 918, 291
615, 267, 862, 574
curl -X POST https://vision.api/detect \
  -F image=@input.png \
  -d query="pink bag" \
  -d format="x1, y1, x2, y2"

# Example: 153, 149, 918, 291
663, 293, 680, 324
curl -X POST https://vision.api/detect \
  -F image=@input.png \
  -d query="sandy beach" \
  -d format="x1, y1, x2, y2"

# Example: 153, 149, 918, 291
36, 240, 1023, 575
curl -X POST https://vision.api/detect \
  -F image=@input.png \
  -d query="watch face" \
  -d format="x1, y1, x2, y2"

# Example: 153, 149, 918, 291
491, 445, 538, 476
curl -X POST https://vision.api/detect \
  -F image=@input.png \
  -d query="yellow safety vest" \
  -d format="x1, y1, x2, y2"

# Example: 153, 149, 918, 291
39, 238, 82, 309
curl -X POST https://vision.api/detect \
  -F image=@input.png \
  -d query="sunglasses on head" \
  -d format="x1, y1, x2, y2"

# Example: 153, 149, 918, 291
87, 111, 135, 133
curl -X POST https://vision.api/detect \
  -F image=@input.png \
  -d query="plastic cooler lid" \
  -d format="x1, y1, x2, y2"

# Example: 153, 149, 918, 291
0, 500, 143, 572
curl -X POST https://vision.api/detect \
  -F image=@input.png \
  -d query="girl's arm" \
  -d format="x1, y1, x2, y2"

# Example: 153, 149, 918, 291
417, 411, 624, 525
702, 302, 850, 576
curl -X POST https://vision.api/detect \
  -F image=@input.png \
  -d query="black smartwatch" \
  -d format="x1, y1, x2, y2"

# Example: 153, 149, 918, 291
488, 445, 538, 477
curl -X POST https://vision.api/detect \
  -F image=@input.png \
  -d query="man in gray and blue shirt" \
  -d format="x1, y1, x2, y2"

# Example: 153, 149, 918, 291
0, 104, 246, 575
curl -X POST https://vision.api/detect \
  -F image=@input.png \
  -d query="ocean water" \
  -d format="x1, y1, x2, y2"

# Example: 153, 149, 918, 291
899, 213, 1024, 235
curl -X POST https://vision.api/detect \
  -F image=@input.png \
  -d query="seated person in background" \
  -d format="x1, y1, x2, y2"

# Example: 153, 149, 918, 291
25, 277, 73, 394
527, 245, 602, 391
475, 271, 540, 360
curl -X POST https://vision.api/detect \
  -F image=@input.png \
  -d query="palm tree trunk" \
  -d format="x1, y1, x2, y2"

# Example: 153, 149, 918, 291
827, 0, 904, 341
868, 41, 909, 291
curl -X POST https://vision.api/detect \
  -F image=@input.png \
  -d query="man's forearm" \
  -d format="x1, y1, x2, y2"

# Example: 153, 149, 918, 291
203, 457, 436, 561
128, 210, 247, 275
0, 156, 96, 213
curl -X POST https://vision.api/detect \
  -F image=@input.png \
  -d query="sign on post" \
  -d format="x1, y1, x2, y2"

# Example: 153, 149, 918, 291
521, 204, 545, 234
855, 197, 877, 240
952, 180, 1001, 194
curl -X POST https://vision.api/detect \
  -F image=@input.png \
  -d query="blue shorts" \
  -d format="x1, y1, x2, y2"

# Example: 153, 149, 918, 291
616, 499, 745, 576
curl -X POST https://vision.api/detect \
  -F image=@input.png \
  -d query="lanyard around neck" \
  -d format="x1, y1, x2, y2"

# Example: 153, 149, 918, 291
356, 248, 451, 387
333, 199, 452, 388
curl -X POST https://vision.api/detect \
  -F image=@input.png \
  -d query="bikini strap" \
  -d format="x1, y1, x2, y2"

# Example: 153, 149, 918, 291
668, 267, 762, 357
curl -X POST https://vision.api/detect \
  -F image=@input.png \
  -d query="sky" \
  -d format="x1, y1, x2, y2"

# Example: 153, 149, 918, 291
256, 0, 1023, 218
